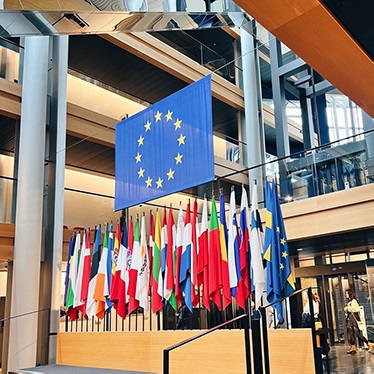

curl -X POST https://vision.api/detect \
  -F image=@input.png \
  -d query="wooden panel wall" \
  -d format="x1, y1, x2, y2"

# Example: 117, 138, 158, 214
0, 78, 21, 118
0, 223, 14, 260
56, 329, 314, 374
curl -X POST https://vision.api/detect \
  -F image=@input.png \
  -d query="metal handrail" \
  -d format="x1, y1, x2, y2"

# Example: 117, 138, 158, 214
0, 307, 50, 323
217, 127, 374, 181
163, 313, 251, 374
257, 287, 323, 374
259, 287, 309, 311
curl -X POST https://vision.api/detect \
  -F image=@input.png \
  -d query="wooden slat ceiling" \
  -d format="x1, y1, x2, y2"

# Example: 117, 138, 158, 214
233, 0, 374, 117
68, 34, 239, 140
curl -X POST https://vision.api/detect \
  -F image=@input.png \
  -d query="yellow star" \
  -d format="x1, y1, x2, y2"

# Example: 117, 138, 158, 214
135, 152, 142, 163
156, 177, 163, 189
175, 153, 183, 164
276, 226, 280, 233
137, 135, 144, 146
167, 168, 175, 180
280, 237, 286, 245
280, 263, 285, 270
174, 118, 182, 130
145, 176, 152, 187
165, 110, 173, 121
282, 251, 288, 258
321, 177, 326, 184
138, 167, 145, 178
144, 121, 151, 131
155, 111, 162, 122
177, 134, 186, 146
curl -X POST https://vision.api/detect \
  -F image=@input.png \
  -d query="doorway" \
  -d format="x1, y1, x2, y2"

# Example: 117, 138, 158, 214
298, 271, 371, 346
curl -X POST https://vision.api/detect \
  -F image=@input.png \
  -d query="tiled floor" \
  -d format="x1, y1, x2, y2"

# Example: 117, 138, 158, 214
323, 344, 374, 373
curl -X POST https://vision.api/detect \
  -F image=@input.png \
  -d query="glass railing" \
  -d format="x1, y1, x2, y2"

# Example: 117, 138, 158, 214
0, 176, 16, 224
0, 44, 20, 83
262, 130, 373, 203
213, 131, 243, 164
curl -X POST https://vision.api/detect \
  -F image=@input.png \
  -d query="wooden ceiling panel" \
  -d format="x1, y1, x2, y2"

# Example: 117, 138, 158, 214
234, 0, 374, 117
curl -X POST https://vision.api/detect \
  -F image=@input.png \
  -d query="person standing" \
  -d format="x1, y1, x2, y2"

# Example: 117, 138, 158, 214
344, 289, 373, 354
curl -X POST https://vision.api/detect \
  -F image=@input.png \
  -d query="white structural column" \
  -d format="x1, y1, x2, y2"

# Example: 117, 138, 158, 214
48, 35, 69, 364
240, 25, 266, 202
8, 36, 49, 371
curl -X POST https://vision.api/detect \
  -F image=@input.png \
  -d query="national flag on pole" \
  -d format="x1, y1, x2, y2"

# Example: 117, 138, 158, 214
180, 202, 193, 312
74, 230, 85, 310
152, 211, 164, 313
86, 226, 101, 319
64, 234, 74, 307
136, 214, 150, 312
209, 195, 223, 310
236, 187, 250, 310
128, 217, 140, 314
94, 224, 111, 319
148, 212, 154, 296
111, 222, 121, 281
198, 197, 210, 311
219, 193, 232, 310
80, 229, 92, 316
106, 224, 114, 313
191, 200, 199, 307
263, 180, 295, 323
65, 234, 78, 320
157, 207, 167, 300
175, 206, 184, 309
250, 182, 265, 309
115, 76, 214, 210
227, 189, 240, 298
165, 207, 177, 310
110, 221, 129, 319
66, 231, 80, 318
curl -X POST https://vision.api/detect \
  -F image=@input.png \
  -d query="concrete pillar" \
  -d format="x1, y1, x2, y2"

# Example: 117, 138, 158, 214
269, 35, 291, 199
240, 24, 266, 204
8, 35, 49, 371
46, 35, 69, 364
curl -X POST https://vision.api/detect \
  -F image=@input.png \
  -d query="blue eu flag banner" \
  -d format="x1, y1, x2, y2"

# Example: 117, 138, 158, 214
263, 180, 295, 324
115, 76, 214, 210
272, 180, 295, 297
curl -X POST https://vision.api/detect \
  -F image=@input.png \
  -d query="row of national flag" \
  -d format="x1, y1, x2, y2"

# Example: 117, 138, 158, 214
64, 180, 295, 321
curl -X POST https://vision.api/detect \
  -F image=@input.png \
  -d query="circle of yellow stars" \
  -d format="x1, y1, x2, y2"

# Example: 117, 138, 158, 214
134, 109, 186, 189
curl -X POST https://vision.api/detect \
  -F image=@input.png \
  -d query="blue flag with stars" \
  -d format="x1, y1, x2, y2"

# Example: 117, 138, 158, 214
115, 76, 214, 210
263, 179, 295, 324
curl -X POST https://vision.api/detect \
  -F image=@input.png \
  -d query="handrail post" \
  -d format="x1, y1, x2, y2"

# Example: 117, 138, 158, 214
260, 307, 270, 374
251, 312, 263, 373
163, 349, 169, 374
308, 287, 323, 374
243, 314, 252, 374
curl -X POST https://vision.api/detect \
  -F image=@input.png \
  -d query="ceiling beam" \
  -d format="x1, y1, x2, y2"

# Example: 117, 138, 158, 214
101, 33, 245, 111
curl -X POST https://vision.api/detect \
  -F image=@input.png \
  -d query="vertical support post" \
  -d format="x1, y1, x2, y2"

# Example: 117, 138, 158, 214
243, 314, 252, 374
240, 22, 266, 202
8, 35, 49, 372
260, 307, 270, 374
251, 314, 263, 373
308, 287, 323, 374
269, 34, 291, 199
43, 34, 69, 365
300, 94, 315, 150
163, 349, 169, 374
